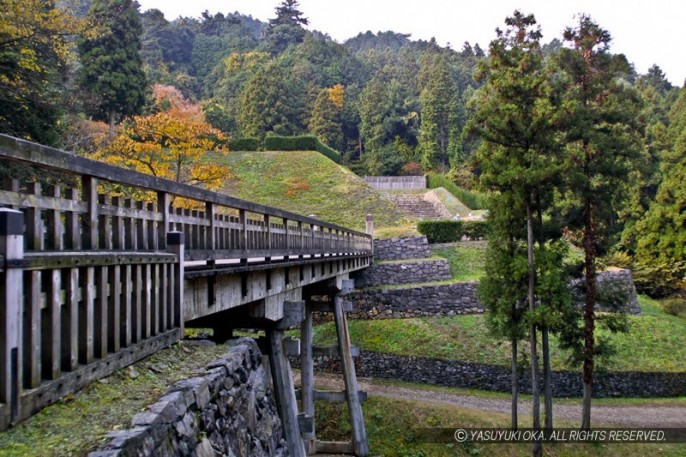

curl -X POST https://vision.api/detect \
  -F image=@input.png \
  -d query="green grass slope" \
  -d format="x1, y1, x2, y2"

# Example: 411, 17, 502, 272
219, 150, 410, 232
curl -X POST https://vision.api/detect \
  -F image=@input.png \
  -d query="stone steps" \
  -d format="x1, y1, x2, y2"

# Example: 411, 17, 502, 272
385, 193, 447, 220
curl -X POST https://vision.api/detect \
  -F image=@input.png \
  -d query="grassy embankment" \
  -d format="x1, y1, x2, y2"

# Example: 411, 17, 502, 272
217, 150, 410, 232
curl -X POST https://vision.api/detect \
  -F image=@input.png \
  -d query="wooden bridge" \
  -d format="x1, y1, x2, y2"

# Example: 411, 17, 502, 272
0, 135, 373, 456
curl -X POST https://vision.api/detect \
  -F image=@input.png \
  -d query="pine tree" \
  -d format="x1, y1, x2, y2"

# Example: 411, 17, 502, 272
261, 0, 308, 55
78, 0, 147, 128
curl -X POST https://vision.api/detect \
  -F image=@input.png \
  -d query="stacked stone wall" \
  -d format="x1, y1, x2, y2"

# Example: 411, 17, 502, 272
374, 236, 431, 261
311, 351, 686, 398
91, 338, 285, 457
353, 259, 452, 288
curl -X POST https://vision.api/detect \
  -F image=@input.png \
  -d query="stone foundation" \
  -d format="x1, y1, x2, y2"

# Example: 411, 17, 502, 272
349, 281, 483, 319
352, 258, 452, 288
374, 236, 431, 261
90, 338, 285, 457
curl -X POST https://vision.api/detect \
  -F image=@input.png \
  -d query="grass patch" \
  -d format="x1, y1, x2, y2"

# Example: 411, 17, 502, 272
374, 224, 420, 239
0, 341, 229, 457
430, 241, 487, 281
218, 150, 410, 232
315, 396, 686, 456
313, 296, 686, 372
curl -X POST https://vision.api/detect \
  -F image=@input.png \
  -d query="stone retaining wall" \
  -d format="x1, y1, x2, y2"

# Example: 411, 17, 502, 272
90, 338, 285, 457
353, 258, 452, 288
347, 269, 640, 320
348, 281, 483, 319
374, 236, 431, 261
364, 176, 426, 190
313, 351, 686, 398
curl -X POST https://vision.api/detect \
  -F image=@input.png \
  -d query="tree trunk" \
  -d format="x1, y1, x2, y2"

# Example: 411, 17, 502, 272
511, 337, 518, 430
542, 326, 553, 432
526, 201, 542, 457
581, 196, 596, 430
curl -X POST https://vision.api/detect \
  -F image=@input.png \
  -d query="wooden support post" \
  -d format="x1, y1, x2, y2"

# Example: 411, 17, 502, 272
167, 232, 185, 333
300, 303, 316, 454
267, 328, 306, 457
334, 295, 369, 456
365, 214, 374, 255
0, 209, 24, 427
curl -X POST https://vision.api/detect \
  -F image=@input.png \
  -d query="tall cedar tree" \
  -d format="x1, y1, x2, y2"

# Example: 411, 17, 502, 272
261, 0, 308, 55
556, 15, 641, 429
470, 12, 565, 453
418, 56, 461, 172
78, 0, 147, 128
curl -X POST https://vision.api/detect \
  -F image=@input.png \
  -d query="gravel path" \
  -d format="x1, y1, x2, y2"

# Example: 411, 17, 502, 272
312, 373, 686, 428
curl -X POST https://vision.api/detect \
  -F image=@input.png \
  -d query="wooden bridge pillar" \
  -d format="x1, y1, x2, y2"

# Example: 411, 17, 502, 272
301, 277, 369, 457
0, 209, 24, 429
267, 300, 307, 457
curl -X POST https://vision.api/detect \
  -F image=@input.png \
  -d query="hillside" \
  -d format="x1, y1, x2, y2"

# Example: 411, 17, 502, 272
219, 150, 410, 231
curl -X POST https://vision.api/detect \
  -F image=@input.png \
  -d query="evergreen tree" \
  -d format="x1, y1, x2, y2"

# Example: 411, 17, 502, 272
555, 15, 641, 429
634, 86, 686, 295
470, 12, 566, 452
238, 63, 305, 138
418, 56, 461, 171
78, 0, 147, 127
308, 85, 344, 150
261, 0, 308, 55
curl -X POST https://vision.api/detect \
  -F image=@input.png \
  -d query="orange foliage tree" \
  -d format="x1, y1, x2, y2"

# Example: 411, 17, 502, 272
97, 85, 231, 191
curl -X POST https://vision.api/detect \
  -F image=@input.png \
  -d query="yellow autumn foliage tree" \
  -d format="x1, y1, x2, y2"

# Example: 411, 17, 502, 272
97, 85, 230, 194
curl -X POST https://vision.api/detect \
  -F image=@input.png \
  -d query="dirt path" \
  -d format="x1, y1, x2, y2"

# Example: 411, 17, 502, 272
312, 373, 686, 428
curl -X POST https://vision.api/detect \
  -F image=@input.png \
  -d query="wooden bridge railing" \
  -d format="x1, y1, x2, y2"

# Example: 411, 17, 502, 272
0, 134, 372, 429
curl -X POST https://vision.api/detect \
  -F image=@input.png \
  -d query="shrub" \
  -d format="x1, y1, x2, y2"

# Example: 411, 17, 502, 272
417, 220, 463, 243
662, 297, 686, 317
264, 135, 341, 163
427, 174, 489, 210
418, 220, 488, 243
229, 137, 261, 151
462, 220, 488, 240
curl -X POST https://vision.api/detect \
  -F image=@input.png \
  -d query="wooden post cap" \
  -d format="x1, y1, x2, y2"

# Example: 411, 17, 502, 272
0, 208, 23, 235
166, 231, 184, 245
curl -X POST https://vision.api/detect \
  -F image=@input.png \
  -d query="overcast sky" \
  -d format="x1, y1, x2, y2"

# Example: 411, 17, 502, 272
136, 0, 686, 86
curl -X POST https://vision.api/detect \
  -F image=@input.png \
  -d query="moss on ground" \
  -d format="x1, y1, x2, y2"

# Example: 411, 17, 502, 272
0, 341, 228, 457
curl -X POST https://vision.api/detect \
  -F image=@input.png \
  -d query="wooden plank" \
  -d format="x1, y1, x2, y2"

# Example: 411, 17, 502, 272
24, 270, 41, 388
267, 329, 306, 457
94, 266, 108, 358
20, 251, 177, 270
120, 265, 132, 347
301, 307, 316, 454
0, 209, 24, 426
334, 295, 369, 456
316, 441, 354, 454
167, 232, 184, 331
82, 176, 98, 250
151, 263, 160, 335
0, 189, 87, 214
132, 264, 142, 343
78, 266, 95, 365
142, 264, 151, 339
65, 189, 80, 251
43, 268, 61, 380
108, 265, 121, 352
62, 268, 78, 371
